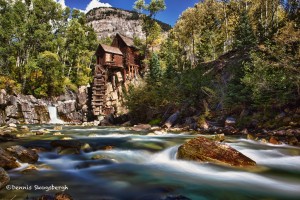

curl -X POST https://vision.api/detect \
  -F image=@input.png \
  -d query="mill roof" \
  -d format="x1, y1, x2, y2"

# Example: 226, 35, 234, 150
117, 33, 136, 48
99, 44, 123, 55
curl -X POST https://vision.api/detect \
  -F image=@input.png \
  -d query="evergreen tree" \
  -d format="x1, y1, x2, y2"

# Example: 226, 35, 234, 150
134, 0, 166, 58
0, 0, 97, 96
148, 53, 162, 83
233, 11, 256, 48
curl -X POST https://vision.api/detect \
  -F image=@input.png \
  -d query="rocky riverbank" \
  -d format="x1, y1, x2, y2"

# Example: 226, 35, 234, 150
0, 86, 89, 125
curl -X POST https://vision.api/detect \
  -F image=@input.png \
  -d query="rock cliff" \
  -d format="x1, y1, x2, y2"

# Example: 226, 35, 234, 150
86, 7, 171, 39
0, 87, 88, 125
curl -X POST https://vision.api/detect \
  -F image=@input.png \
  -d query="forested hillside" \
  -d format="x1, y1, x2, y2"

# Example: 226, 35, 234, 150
0, 0, 299, 128
126, 0, 300, 128
0, 0, 97, 97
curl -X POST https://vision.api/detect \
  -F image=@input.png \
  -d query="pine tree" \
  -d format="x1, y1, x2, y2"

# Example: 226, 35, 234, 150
234, 10, 256, 49
148, 53, 162, 83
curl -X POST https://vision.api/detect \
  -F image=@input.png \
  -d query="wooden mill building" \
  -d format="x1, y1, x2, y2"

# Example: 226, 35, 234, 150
92, 33, 141, 116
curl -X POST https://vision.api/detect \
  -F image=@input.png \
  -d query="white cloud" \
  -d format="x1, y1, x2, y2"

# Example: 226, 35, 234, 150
57, 0, 66, 9
85, 0, 112, 13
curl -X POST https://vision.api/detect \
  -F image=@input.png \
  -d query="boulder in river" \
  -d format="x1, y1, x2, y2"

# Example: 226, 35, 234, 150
225, 117, 236, 127
8, 123, 17, 128
0, 167, 10, 190
0, 147, 20, 169
163, 111, 180, 129
37, 193, 73, 200
55, 192, 73, 200
6, 145, 39, 164
0, 132, 17, 142
132, 124, 151, 131
51, 140, 83, 154
37, 194, 55, 200
177, 136, 256, 167
161, 195, 191, 200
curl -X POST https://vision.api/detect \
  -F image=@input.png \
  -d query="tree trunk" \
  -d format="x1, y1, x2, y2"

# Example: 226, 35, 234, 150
223, 2, 229, 53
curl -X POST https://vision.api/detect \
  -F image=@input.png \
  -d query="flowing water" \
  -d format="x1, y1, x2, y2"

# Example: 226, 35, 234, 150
48, 106, 64, 124
1, 126, 300, 200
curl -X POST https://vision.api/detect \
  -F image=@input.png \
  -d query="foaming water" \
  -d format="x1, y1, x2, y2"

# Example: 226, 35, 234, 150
146, 146, 300, 198
76, 133, 134, 138
2, 126, 300, 200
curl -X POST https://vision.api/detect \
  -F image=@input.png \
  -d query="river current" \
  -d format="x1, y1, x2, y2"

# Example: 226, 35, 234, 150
1, 125, 300, 200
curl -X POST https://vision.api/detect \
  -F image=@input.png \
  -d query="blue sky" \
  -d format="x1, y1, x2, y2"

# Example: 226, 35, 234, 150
62, 0, 199, 26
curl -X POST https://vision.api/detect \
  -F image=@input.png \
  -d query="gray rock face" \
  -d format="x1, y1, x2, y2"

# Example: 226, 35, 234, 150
0, 90, 50, 125
77, 86, 88, 107
6, 145, 39, 164
86, 7, 171, 40
0, 110, 5, 124
0, 86, 89, 125
56, 88, 88, 123
0, 167, 10, 190
0, 89, 7, 106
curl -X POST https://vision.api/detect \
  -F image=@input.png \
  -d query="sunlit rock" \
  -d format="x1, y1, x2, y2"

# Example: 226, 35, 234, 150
0, 167, 10, 190
177, 136, 256, 167
132, 124, 151, 131
211, 133, 225, 142
6, 145, 39, 164
20, 125, 29, 132
20, 165, 38, 174
269, 136, 280, 145
53, 126, 63, 131
0, 147, 20, 169
53, 132, 63, 136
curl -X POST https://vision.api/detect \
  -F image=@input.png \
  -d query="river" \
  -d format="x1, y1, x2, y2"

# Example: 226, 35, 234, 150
1, 125, 300, 200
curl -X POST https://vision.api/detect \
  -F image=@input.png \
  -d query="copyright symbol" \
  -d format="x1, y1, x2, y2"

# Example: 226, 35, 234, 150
6, 185, 11, 190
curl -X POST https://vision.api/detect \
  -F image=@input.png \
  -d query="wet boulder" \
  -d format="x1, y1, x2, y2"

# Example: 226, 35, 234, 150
8, 123, 17, 128
132, 124, 152, 131
20, 125, 30, 132
0, 147, 20, 169
37, 193, 73, 200
51, 140, 83, 154
20, 165, 38, 174
177, 136, 256, 167
269, 136, 280, 145
38, 195, 55, 200
55, 192, 73, 200
163, 111, 180, 129
225, 117, 236, 127
211, 133, 225, 142
161, 195, 191, 200
0, 132, 17, 142
0, 167, 10, 190
51, 140, 82, 149
6, 145, 39, 164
